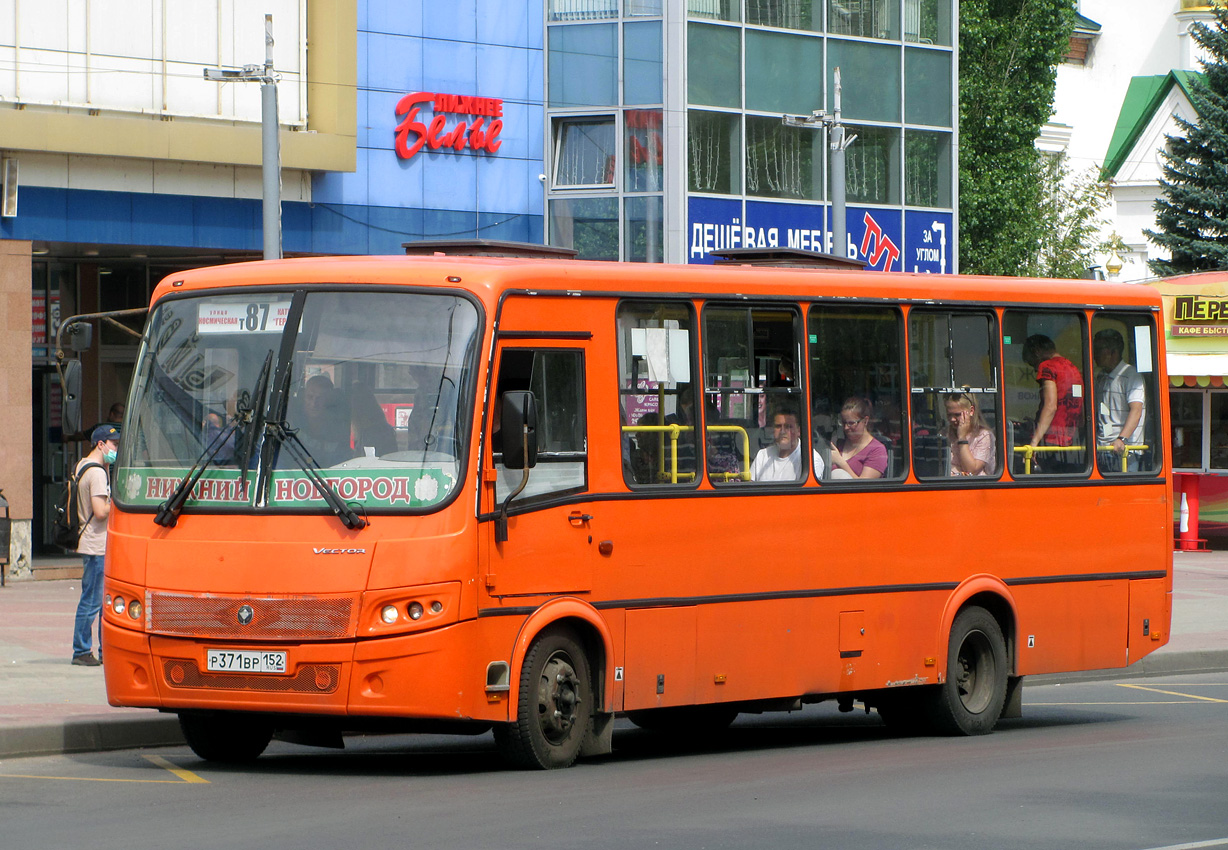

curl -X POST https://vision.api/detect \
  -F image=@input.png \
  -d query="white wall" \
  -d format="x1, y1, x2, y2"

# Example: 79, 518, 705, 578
0, 0, 306, 125
1046, 1, 1214, 282
1051, 1, 1183, 177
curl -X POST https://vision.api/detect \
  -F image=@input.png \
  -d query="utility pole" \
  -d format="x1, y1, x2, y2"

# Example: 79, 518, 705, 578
204, 14, 282, 260
783, 66, 856, 258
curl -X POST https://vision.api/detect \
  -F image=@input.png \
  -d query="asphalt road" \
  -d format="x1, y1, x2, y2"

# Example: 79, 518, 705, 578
4, 674, 1228, 850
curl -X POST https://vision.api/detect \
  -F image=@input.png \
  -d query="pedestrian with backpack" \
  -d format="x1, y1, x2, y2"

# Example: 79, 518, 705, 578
71, 424, 120, 667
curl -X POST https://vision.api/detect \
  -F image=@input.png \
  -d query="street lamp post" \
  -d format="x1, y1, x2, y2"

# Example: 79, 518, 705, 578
783, 66, 856, 258
204, 14, 282, 260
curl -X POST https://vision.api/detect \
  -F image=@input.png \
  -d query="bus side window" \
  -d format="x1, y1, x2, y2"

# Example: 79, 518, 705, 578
616, 301, 698, 486
807, 305, 907, 481
908, 310, 1000, 479
492, 348, 587, 503
1003, 311, 1090, 475
702, 304, 806, 484
1092, 314, 1160, 475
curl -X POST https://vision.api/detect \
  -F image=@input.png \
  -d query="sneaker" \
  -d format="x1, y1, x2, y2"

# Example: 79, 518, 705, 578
71, 654, 101, 667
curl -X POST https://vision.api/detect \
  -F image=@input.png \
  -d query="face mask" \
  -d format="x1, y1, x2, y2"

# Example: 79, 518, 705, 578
104, 449, 118, 464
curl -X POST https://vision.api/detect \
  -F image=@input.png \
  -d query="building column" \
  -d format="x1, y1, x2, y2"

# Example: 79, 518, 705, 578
664, 1, 688, 264
0, 240, 33, 580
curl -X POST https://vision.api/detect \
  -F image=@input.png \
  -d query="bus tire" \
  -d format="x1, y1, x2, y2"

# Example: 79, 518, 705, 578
178, 712, 273, 763
928, 606, 1008, 736
495, 628, 592, 770
625, 705, 738, 734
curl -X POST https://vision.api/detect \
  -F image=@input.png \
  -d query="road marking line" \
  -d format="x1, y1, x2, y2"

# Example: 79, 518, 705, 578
143, 754, 210, 784
1117, 684, 1228, 703
1029, 701, 1202, 706
0, 773, 184, 784
1137, 838, 1228, 850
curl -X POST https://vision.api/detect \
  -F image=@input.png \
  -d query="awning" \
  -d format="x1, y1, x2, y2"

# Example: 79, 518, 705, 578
1168, 352, 1228, 387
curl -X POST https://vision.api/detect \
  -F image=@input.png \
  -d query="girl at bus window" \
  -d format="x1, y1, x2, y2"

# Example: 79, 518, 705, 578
830, 397, 888, 480
946, 393, 995, 476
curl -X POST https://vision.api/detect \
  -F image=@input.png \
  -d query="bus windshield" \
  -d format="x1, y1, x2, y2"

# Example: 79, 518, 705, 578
117, 288, 481, 514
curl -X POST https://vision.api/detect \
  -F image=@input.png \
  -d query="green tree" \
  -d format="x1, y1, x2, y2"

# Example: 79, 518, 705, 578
1030, 153, 1111, 278
959, 0, 1076, 275
1147, 8, 1228, 276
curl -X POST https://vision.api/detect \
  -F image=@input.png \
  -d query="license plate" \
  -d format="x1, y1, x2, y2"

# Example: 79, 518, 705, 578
206, 649, 287, 674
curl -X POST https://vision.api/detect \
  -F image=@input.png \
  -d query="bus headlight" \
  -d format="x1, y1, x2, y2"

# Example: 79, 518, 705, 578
128, 599, 143, 620
381, 605, 399, 624
407, 602, 424, 621
112, 596, 126, 615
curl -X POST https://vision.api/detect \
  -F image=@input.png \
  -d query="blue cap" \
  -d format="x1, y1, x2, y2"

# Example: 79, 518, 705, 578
91, 424, 121, 444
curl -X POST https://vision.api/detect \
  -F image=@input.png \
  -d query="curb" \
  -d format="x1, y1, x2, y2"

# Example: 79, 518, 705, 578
1029, 648, 1228, 685
0, 715, 183, 761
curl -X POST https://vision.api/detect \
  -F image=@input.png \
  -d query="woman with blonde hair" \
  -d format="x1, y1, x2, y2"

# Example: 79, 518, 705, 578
830, 397, 887, 479
946, 392, 995, 476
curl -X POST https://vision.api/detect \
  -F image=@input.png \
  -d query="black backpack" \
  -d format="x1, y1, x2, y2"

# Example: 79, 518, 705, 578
52, 462, 105, 550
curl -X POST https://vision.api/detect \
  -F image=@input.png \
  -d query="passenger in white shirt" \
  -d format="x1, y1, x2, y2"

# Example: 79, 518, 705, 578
1093, 328, 1146, 473
750, 410, 825, 482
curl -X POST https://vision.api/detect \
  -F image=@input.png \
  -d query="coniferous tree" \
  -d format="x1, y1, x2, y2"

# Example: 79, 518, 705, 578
1147, 8, 1228, 276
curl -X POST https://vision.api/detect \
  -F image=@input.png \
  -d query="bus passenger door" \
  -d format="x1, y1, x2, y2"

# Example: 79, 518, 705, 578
484, 346, 594, 597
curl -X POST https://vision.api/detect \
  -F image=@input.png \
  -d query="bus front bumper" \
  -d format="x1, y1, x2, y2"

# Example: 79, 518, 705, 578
101, 618, 514, 724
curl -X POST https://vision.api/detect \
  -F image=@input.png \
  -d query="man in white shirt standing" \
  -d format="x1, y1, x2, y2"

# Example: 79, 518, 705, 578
1093, 329, 1145, 473
72, 424, 120, 666
750, 409, 825, 482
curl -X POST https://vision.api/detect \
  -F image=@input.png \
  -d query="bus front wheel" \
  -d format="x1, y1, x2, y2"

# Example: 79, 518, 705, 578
929, 606, 1008, 736
495, 629, 593, 769
178, 711, 273, 763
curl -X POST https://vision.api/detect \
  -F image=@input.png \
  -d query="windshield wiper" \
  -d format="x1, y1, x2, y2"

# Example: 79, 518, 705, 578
154, 410, 247, 528
268, 422, 368, 530
153, 351, 272, 529
264, 369, 367, 531
235, 351, 274, 477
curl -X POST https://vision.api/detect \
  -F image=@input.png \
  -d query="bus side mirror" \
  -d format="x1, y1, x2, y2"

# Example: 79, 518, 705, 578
62, 360, 82, 435
65, 322, 93, 353
501, 391, 538, 470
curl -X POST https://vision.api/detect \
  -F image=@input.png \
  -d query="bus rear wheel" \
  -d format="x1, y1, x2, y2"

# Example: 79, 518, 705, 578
495, 629, 592, 770
178, 711, 273, 763
928, 606, 1008, 736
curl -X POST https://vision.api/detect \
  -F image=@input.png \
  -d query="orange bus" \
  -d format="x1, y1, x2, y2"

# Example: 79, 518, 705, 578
100, 246, 1172, 769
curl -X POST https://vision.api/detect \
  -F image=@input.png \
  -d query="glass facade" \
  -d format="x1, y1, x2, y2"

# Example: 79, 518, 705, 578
545, 2, 957, 264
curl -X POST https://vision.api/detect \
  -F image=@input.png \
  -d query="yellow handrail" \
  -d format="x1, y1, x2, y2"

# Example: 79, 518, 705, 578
706, 425, 752, 482
1012, 444, 1085, 474
623, 423, 692, 483
1096, 443, 1149, 473
1012, 443, 1149, 474
622, 423, 752, 482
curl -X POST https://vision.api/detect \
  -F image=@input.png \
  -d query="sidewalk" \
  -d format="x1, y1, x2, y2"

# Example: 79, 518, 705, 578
1, 552, 1227, 760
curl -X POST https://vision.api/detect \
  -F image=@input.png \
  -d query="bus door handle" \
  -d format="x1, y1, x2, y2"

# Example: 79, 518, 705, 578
568, 512, 593, 527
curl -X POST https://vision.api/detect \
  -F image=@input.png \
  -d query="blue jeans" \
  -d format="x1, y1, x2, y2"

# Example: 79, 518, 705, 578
73, 554, 105, 658
1098, 450, 1140, 474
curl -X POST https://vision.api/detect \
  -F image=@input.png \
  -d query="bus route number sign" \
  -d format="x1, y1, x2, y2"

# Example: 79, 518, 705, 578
197, 298, 293, 335
206, 649, 287, 674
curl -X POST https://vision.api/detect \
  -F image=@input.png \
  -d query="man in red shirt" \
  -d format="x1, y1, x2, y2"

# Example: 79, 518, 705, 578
1023, 334, 1085, 473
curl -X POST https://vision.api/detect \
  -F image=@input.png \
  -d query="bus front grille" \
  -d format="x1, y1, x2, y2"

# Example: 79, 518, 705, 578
148, 592, 356, 639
